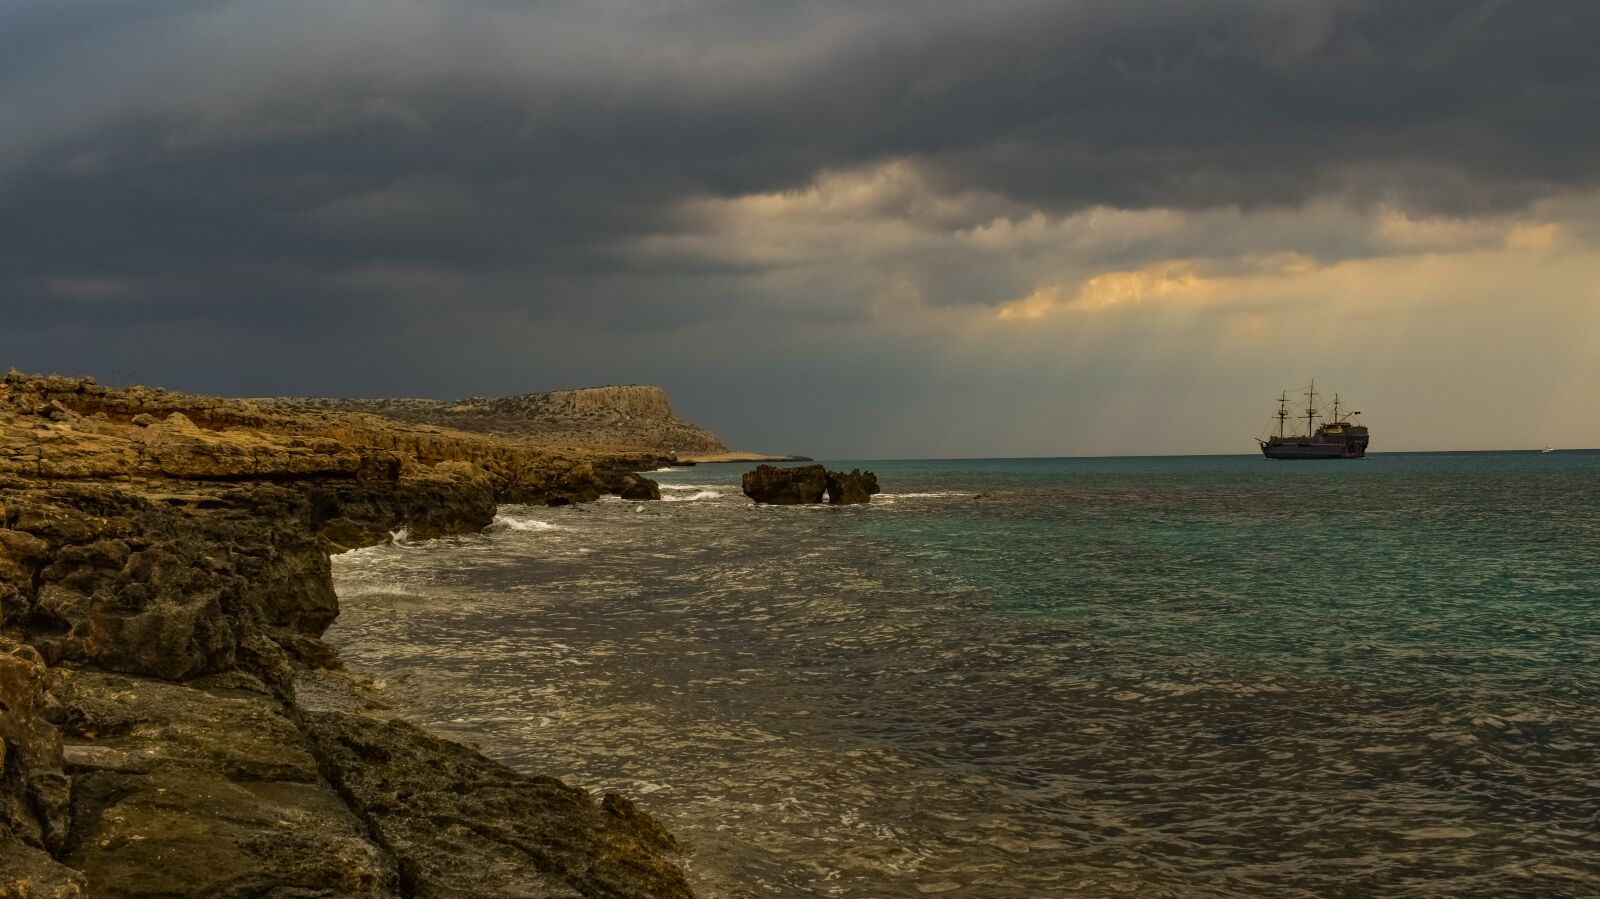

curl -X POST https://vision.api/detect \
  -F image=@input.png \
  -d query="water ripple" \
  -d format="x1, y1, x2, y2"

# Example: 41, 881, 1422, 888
330, 454, 1600, 898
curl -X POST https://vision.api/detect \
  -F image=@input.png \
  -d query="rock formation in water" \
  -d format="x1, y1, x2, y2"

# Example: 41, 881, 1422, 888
0, 370, 689, 897
825, 469, 881, 505
740, 464, 830, 504
617, 472, 663, 501
741, 465, 880, 505
268, 385, 730, 456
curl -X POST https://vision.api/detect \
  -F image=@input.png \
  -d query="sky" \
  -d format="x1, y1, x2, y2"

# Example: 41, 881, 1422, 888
4, 0, 1599, 458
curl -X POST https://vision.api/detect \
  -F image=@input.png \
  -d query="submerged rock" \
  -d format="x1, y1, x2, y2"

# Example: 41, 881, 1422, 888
741, 464, 829, 504
616, 473, 662, 501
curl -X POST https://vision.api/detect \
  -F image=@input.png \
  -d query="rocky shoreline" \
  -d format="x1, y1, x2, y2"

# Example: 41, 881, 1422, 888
0, 372, 694, 897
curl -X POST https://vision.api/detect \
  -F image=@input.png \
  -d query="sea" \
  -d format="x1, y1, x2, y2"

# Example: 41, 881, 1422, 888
327, 452, 1600, 898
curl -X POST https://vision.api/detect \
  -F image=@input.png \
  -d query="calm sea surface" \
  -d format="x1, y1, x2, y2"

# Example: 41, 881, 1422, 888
328, 452, 1600, 897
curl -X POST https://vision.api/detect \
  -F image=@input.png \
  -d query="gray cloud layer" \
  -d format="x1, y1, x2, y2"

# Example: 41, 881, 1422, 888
4, 0, 1599, 452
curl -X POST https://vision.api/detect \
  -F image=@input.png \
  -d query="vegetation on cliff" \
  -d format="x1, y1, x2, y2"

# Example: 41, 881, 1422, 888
265, 384, 729, 456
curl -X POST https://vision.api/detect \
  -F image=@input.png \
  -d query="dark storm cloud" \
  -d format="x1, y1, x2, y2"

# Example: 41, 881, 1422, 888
3, 0, 1599, 388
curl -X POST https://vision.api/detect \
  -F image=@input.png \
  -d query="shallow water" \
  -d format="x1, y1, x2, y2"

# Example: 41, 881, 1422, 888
329, 452, 1600, 897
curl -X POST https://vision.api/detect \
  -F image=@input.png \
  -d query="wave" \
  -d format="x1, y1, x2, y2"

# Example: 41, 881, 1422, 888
333, 580, 422, 599
662, 490, 723, 502
659, 484, 726, 491
492, 514, 561, 532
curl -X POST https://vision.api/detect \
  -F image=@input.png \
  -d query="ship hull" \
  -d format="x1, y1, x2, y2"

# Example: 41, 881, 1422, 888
1259, 440, 1365, 460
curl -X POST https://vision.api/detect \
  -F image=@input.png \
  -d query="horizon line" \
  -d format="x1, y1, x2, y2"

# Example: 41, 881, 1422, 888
713, 448, 1599, 464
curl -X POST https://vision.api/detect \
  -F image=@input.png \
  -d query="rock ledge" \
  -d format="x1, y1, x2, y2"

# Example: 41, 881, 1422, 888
0, 370, 692, 898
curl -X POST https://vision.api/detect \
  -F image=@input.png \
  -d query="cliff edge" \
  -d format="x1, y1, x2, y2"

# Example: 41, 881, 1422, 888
0, 371, 693, 897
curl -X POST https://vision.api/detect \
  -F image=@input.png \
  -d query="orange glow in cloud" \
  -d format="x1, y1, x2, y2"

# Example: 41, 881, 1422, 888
997, 262, 1219, 320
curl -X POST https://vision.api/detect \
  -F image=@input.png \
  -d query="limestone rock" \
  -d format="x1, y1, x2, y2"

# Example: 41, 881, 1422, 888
0, 528, 50, 588
0, 645, 69, 857
616, 473, 661, 501
0, 373, 693, 897
303, 711, 692, 898
0, 844, 86, 897
826, 468, 880, 505
53, 670, 397, 898
141, 411, 363, 479
741, 464, 829, 504
743, 465, 881, 505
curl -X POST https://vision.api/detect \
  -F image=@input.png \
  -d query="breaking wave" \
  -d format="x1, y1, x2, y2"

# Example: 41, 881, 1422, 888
661, 490, 724, 502
492, 513, 561, 532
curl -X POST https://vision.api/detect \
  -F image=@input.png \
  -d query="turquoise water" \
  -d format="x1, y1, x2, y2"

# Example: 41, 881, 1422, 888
329, 452, 1600, 897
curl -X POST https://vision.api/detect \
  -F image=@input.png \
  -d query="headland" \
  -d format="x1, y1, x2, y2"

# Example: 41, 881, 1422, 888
0, 370, 727, 897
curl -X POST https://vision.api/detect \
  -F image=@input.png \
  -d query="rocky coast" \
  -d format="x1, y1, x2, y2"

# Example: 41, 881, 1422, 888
0, 372, 694, 897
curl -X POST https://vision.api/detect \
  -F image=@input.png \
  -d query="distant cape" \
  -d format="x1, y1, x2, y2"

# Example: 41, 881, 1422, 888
260, 385, 729, 456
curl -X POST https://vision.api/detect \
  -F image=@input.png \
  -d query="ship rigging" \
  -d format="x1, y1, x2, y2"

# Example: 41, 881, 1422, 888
1257, 381, 1369, 459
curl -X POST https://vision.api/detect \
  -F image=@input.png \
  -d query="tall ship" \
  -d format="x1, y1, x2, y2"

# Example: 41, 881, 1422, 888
1257, 382, 1369, 459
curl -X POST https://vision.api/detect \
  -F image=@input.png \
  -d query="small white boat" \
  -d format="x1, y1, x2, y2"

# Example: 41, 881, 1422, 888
1541, 446, 1555, 453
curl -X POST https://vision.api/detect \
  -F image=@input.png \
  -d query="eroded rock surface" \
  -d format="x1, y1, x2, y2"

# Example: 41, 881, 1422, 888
616, 473, 662, 501
304, 712, 692, 898
0, 643, 77, 896
0, 371, 692, 897
740, 464, 829, 504
54, 669, 395, 898
742, 464, 880, 505
825, 469, 880, 505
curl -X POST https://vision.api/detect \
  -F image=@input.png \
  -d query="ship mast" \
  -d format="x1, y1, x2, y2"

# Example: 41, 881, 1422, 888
1276, 390, 1289, 438
1332, 393, 1342, 423
1304, 380, 1319, 437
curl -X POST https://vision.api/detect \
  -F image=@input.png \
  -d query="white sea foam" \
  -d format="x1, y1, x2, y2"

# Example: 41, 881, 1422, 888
492, 514, 561, 532
660, 483, 724, 491
663, 490, 723, 502
333, 580, 421, 599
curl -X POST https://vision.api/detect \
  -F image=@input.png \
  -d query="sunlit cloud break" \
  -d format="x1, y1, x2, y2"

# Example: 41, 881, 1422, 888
3, 0, 1600, 455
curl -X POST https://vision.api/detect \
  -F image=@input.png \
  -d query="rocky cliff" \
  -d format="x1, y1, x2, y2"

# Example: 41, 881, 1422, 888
0, 371, 692, 897
267, 385, 729, 456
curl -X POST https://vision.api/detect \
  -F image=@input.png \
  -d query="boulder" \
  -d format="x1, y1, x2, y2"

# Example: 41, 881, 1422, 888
741, 464, 829, 504
617, 473, 661, 501
826, 469, 880, 505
